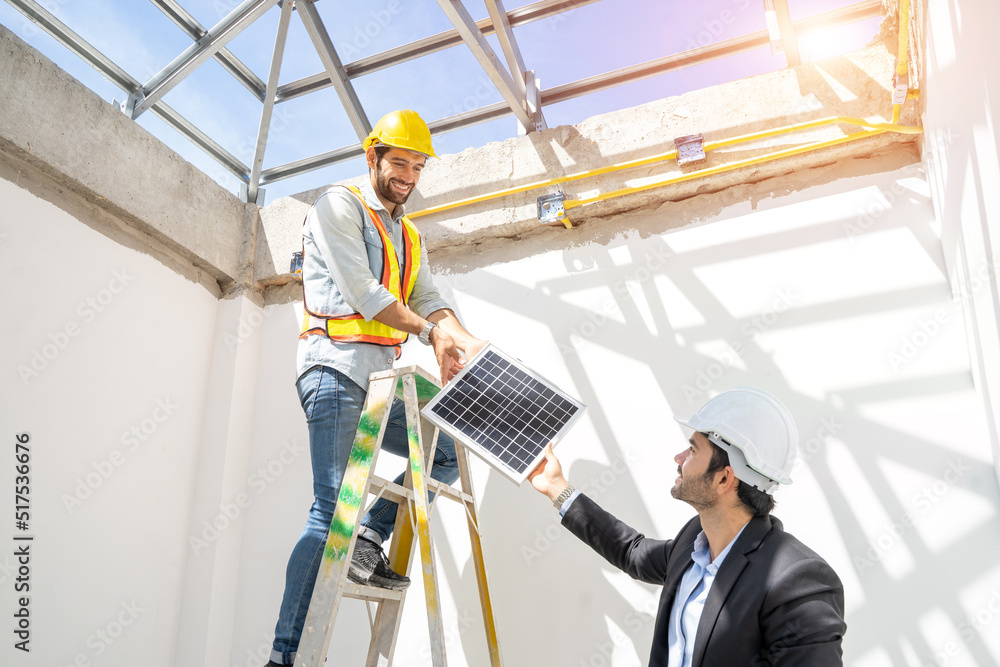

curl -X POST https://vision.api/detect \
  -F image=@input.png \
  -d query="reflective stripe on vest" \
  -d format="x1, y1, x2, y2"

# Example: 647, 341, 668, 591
300, 185, 422, 346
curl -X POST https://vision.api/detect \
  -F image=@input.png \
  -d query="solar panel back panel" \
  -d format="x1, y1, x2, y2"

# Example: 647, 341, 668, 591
421, 344, 586, 484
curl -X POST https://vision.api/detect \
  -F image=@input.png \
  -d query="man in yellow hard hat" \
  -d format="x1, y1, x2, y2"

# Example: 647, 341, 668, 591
267, 110, 487, 667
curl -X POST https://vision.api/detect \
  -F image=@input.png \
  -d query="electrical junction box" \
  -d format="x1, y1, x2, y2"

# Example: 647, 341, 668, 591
674, 133, 707, 167
537, 192, 567, 223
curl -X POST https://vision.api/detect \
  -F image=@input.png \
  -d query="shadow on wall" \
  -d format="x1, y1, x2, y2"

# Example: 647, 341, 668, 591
922, 0, 1000, 455
434, 165, 1000, 666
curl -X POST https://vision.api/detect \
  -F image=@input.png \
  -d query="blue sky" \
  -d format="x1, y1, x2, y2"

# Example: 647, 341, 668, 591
0, 0, 878, 201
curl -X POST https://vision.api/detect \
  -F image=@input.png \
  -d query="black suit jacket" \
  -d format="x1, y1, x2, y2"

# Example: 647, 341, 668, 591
562, 494, 846, 666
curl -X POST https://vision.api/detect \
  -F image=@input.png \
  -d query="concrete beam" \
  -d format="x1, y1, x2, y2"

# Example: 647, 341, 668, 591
0, 23, 249, 294
256, 42, 921, 290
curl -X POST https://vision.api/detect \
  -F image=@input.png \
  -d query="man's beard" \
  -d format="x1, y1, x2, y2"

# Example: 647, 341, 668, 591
670, 469, 716, 510
375, 160, 413, 206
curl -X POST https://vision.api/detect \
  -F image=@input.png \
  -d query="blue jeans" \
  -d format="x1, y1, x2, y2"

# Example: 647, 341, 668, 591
271, 366, 459, 664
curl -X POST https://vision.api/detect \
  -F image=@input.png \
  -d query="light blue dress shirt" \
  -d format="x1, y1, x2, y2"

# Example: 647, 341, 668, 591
297, 177, 450, 390
667, 523, 749, 667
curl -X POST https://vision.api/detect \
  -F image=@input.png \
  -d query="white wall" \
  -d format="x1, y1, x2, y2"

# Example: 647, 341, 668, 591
238, 163, 1000, 667
923, 0, 1000, 484
0, 178, 219, 666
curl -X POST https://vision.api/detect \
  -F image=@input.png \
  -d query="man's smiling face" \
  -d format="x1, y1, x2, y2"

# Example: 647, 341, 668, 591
370, 146, 426, 207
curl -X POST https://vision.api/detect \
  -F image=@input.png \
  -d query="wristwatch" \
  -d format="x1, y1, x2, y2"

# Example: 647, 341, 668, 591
553, 483, 576, 510
418, 321, 437, 346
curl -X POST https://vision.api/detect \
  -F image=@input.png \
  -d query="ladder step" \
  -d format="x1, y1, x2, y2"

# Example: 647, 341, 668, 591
343, 581, 406, 602
368, 475, 474, 505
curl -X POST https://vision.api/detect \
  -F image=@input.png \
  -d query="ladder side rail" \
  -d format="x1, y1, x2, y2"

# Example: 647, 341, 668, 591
456, 444, 504, 666
402, 373, 449, 666
293, 374, 399, 666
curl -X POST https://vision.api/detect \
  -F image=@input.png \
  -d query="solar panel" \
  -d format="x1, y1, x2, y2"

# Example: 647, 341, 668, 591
421, 344, 586, 484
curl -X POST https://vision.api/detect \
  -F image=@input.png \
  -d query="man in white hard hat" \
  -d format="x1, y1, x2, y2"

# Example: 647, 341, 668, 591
530, 386, 846, 666
266, 110, 487, 667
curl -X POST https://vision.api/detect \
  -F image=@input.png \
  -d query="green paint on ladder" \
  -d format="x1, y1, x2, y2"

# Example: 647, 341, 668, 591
320, 398, 388, 562
324, 514, 355, 560
408, 426, 422, 474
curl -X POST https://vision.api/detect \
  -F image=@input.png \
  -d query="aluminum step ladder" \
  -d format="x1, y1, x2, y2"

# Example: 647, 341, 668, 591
293, 365, 503, 667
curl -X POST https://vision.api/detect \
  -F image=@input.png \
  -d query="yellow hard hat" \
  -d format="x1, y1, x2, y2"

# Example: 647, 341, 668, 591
363, 109, 436, 158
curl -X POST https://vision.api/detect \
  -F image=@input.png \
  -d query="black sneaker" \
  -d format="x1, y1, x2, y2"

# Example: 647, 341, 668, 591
349, 536, 411, 590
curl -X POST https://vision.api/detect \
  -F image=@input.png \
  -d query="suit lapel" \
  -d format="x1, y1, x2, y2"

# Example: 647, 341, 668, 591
691, 515, 774, 667
664, 516, 701, 597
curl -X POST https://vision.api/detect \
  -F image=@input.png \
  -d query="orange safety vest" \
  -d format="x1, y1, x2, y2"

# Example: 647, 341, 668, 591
300, 186, 422, 347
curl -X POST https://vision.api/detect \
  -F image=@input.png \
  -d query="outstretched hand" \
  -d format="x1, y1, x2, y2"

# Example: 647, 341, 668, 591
431, 327, 464, 384
529, 444, 569, 503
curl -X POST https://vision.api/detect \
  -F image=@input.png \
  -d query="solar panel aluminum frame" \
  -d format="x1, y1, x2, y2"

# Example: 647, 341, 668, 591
421, 344, 586, 485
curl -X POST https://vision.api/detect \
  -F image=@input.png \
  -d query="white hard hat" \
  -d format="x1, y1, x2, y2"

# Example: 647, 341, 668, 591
674, 386, 799, 495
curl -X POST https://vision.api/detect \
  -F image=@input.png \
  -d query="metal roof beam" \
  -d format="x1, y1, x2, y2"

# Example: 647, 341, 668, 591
247, 0, 294, 204
766, 0, 802, 67
275, 0, 600, 104
485, 0, 546, 131
260, 0, 882, 186
149, 0, 267, 102
129, 0, 279, 119
5, 0, 136, 91
434, 0, 535, 132
485, 0, 527, 86
543, 0, 881, 105
260, 143, 364, 186
4, 0, 249, 180
296, 0, 371, 141
152, 104, 250, 180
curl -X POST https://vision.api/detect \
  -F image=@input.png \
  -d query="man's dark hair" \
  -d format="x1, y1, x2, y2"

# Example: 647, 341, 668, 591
702, 433, 775, 517
373, 145, 391, 165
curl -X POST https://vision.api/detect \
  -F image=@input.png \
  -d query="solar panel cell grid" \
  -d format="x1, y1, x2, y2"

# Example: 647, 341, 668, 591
421, 346, 586, 484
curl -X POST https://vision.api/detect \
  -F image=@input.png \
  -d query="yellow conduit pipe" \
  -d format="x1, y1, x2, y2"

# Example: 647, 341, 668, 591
562, 129, 889, 211
408, 2, 919, 223
408, 116, 920, 220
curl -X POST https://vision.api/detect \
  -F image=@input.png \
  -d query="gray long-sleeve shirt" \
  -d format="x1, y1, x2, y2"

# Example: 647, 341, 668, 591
296, 177, 451, 390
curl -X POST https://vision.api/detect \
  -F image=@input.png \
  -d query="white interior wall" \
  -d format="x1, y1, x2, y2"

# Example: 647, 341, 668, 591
237, 163, 1000, 667
0, 178, 219, 666
922, 0, 1000, 487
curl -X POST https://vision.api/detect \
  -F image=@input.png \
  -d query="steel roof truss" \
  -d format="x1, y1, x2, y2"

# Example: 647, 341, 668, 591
4, 0, 249, 180
128, 0, 279, 119
296, 0, 372, 141
149, 0, 267, 101
247, 0, 294, 204
434, 0, 535, 132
